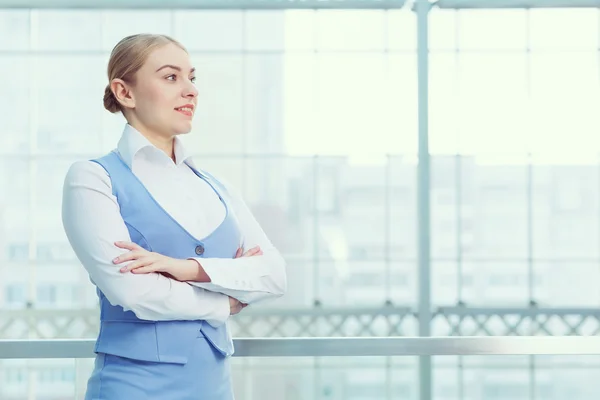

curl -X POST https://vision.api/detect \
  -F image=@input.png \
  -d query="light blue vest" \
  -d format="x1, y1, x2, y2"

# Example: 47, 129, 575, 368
90, 150, 240, 364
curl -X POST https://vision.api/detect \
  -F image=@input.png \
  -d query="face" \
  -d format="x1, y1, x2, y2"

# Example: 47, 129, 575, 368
114, 43, 198, 137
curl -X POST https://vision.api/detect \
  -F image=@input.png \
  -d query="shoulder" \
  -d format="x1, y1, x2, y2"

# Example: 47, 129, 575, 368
64, 159, 112, 189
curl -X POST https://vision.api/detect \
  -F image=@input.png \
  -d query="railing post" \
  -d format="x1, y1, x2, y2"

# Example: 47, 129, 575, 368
415, 0, 432, 399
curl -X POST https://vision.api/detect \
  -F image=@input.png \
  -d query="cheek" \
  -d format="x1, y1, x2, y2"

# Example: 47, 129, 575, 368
137, 87, 176, 120
146, 86, 171, 109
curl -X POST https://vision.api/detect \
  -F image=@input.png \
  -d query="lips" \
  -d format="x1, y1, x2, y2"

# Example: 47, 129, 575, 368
175, 105, 194, 117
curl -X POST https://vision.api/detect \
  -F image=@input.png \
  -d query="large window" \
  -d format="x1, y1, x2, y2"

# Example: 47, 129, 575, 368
1, 5, 600, 400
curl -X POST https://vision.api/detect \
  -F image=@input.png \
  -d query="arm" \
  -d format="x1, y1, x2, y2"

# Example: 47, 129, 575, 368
187, 179, 287, 305
61, 161, 230, 327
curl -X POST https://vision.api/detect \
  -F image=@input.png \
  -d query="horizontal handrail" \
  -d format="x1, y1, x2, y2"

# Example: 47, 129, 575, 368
6, 306, 600, 318
2, 336, 600, 359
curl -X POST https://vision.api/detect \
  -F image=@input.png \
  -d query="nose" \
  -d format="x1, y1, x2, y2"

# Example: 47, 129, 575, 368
183, 79, 198, 98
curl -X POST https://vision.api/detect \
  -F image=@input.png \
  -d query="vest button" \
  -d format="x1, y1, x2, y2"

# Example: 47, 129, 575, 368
195, 245, 205, 255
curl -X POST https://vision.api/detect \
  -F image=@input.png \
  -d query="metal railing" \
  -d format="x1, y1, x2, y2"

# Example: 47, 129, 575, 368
6, 306, 600, 339
3, 336, 600, 359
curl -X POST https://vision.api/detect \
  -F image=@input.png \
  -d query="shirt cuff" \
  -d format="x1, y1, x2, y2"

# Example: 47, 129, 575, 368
198, 258, 225, 287
191, 256, 270, 292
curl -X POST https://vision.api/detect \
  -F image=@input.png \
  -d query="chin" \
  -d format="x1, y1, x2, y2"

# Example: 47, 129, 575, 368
173, 122, 193, 135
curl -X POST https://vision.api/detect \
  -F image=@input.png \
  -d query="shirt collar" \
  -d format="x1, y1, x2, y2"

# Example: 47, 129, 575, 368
117, 123, 194, 168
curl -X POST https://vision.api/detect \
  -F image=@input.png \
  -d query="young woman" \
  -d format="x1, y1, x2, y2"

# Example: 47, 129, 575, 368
62, 33, 287, 400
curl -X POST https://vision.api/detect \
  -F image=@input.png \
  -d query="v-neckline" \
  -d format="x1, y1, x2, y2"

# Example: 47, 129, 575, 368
111, 150, 230, 244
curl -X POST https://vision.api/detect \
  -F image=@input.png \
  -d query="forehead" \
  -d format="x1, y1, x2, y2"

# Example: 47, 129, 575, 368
143, 43, 193, 72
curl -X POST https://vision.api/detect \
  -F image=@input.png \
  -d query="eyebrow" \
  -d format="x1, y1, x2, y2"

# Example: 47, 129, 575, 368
155, 65, 195, 74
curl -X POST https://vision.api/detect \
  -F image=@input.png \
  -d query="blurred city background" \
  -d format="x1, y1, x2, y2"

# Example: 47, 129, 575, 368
1, 0, 600, 399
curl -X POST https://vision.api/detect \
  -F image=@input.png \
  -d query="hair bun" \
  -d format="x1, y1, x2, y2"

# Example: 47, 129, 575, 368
103, 85, 121, 113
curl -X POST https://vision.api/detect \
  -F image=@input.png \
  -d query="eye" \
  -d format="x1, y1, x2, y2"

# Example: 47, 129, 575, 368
166, 74, 177, 81
190, 76, 196, 84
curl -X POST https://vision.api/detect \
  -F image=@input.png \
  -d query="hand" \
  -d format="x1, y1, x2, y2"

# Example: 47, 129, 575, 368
235, 245, 262, 258
229, 297, 247, 316
113, 241, 190, 280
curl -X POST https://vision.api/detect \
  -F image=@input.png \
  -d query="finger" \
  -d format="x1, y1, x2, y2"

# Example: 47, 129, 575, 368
242, 246, 261, 257
114, 241, 143, 251
113, 251, 144, 264
130, 265, 161, 274
244, 248, 262, 257
234, 248, 242, 258
119, 257, 152, 272
120, 261, 139, 273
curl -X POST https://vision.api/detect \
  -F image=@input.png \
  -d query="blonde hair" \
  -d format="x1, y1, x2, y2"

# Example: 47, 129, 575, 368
103, 33, 187, 113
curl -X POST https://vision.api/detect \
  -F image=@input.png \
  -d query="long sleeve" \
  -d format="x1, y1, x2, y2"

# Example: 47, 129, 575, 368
62, 161, 230, 327
188, 178, 287, 305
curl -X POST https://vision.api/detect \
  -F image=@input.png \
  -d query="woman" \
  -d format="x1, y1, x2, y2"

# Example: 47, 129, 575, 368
61, 33, 287, 400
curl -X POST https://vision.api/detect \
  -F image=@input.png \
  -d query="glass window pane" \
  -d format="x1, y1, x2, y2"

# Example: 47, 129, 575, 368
470, 163, 529, 259
387, 9, 417, 51
284, 10, 316, 51
37, 284, 56, 306
101, 11, 172, 50
230, 357, 418, 400
534, 262, 600, 307
283, 54, 317, 155
432, 261, 462, 306
0, 10, 29, 51
532, 165, 599, 260
173, 11, 243, 51
530, 9, 598, 50
457, 10, 527, 51
308, 53, 413, 155
316, 10, 386, 51
529, 52, 600, 155
37, 11, 102, 51
246, 11, 286, 51
0, 56, 30, 152
36, 55, 105, 152
429, 9, 456, 51
245, 54, 284, 154
0, 158, 29, 272
389, 155, 417, 261
387, 54, 418, 155
184, 54, 244, 153
101, 112, 128, 154
430, 53, 459, 154
461, 262, 530, 306
316, 54, 387, 154
3, 283, 26, 308
36, 158, 78, 247
456, 53, 528, 154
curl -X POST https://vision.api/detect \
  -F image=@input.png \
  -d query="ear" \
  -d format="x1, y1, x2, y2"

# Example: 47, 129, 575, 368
110, 78, 135, 109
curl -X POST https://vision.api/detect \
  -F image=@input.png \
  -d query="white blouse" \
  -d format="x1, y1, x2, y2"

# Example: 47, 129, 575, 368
61, 124, 286, 328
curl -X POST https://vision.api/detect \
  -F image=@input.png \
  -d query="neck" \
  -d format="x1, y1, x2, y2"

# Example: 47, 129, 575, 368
129, 120, 176, 162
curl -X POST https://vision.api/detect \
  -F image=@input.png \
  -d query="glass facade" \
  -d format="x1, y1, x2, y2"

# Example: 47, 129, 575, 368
1, 4, 599, 399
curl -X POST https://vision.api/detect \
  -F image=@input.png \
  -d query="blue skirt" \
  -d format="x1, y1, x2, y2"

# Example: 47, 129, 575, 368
85, 330, 235, 400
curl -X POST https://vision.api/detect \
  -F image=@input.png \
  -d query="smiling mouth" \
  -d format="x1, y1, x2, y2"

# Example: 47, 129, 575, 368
175, 106, 194, 117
